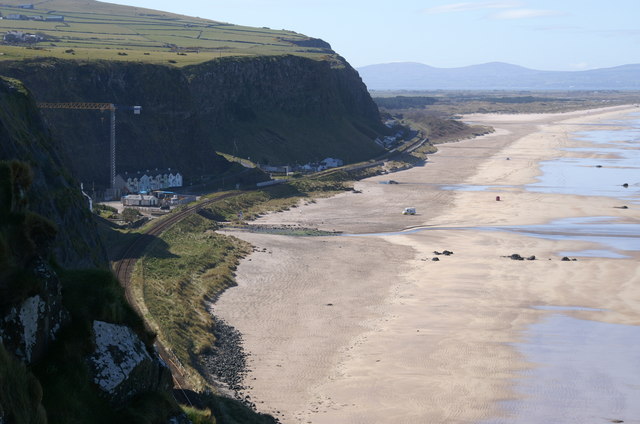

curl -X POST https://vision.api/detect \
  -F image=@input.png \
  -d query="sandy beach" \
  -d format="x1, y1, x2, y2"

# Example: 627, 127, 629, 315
213, 105, 640, 424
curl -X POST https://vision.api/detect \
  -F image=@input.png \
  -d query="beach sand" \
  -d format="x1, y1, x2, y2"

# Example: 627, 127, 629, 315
213, 105, 640, 424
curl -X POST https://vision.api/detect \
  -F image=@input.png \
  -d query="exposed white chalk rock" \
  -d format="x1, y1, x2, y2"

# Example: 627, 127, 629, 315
89, 320, 151, 394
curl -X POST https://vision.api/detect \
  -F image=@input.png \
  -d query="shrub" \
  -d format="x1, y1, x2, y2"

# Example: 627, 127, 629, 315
122, 207, 140, 224
0, 344, 47, 424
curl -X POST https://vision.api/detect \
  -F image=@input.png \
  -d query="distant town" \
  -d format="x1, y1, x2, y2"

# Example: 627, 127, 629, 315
0, 3, 65, 22
1, 3, 64, 44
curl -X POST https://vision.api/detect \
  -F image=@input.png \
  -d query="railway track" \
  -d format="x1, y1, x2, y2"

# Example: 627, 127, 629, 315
112, 192, 238, 396
110, 137, 427, 398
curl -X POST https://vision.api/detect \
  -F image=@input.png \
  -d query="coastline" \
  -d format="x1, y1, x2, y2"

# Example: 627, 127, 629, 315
213, 105, 640, 423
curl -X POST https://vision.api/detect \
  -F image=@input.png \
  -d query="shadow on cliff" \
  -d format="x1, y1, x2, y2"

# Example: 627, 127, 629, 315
95, 217, 178, 262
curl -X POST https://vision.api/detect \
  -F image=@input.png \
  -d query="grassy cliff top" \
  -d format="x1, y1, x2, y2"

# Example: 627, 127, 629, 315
0, 0, 337, 66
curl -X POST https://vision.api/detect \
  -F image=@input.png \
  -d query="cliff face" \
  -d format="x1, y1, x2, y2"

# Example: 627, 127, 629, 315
0, 55, 384, 187
0, 60, 226, 189
0, 77, 107, 269
186, 55, 385, 164
0, 258, 67, 365
0, 84, 184, 421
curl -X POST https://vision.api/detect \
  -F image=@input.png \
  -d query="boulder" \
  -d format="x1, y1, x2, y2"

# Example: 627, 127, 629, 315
87, 321, 172, 404
0, 259, 67, 364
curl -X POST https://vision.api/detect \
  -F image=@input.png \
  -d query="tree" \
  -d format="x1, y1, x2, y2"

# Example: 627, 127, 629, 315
121, 208, 139, 225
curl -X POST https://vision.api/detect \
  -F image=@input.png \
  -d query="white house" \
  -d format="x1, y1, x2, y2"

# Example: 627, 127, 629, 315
320, 158, 343, 168
6, 14, 28, 20
122, 194, 158, 207
115, 168, 183, 193
375, 136, 398, 148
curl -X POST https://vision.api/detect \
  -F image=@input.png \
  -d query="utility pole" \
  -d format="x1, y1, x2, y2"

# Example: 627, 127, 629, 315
110, 105, 116, 189
37, 102, 141, 190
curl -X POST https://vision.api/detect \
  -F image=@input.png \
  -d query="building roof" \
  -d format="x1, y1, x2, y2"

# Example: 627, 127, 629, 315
118, 168, 181, 178
123, 194, 157, 200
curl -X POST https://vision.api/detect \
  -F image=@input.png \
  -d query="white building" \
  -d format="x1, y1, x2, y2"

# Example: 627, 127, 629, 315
122, 194, 158, 207
115, 168, 183, 193
320, 157, 343, 168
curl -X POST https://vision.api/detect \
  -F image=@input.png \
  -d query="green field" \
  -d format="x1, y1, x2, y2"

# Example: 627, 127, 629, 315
0, 0, 335, 65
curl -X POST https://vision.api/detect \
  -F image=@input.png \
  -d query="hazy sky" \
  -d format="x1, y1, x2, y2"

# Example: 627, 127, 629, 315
109, 0, 640, 71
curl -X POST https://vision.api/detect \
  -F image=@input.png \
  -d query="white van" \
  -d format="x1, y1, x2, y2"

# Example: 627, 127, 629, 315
402, 207, 416, 215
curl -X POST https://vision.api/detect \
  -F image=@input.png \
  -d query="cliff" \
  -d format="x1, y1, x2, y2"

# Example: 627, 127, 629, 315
0, 78, 186, 421
0, 159, 184, 423
186, 55, 385, 165
0, 77, 107, 268
0, 55, 385, 188
0, 75, 280, 424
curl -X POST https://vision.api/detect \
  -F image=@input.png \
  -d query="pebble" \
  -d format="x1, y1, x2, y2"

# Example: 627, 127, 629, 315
199, 317, 249, 400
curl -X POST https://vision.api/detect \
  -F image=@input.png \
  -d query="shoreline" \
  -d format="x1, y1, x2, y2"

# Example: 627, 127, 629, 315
212, 105, 640, 423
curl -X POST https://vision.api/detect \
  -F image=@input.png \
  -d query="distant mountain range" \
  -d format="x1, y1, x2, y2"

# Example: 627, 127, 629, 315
357, 62, 640, 90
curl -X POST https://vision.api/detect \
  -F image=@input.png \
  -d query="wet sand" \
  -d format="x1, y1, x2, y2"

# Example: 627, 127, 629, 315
213, 105, 640, 424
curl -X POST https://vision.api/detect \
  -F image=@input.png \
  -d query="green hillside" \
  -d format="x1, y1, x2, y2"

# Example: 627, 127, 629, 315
0, 0, 335, 65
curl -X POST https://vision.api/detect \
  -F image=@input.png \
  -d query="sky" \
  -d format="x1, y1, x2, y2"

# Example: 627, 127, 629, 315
109, 0, 640, 71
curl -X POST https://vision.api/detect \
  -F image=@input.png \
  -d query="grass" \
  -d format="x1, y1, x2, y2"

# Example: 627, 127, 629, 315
0, 344, 47, 424
59, 268, 153, 346
200, 180, 350, 222
123, 178, 352, 389
0, 0, 336, 66
30, 268, 181, 424
372, 90, 640, 115
399, 111, 493, 144
133, 214, 250, 368
182, 405, 216, 424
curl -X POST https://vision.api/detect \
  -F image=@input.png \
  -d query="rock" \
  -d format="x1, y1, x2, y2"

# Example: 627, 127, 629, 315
0, 259, 67, 364
442, 250, 454, 256
622, 183, 629, 188
509, 254, 524, 261
87, 321, 172, 404
200, 317, 249, 398
167, 413, 192, 424
432, 257, 440, 261
527, 256, 536, 261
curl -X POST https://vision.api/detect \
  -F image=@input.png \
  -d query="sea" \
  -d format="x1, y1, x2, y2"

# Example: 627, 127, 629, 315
480, 112, 640, 424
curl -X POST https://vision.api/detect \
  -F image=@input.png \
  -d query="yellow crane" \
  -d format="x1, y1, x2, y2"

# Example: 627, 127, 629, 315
37, 102, 141, 190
